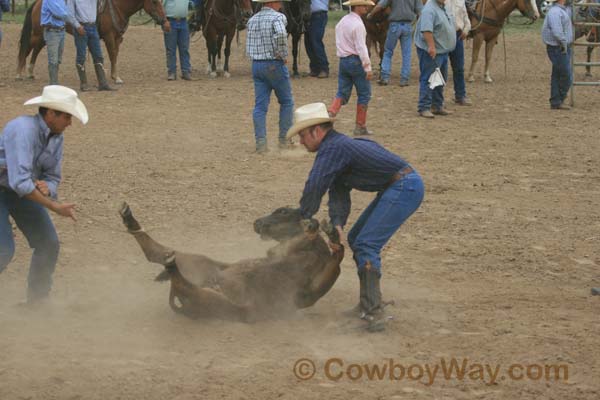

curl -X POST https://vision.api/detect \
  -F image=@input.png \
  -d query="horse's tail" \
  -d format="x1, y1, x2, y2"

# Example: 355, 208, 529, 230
18, 1, 36, 63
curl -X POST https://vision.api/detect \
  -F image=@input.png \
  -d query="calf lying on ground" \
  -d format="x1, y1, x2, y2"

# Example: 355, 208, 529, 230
119, 203, 343, 321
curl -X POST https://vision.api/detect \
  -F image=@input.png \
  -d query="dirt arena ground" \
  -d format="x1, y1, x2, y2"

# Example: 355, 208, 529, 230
0, 19, 599, 399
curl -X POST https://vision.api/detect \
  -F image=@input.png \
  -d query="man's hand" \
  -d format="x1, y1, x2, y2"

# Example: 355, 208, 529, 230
76, 26, 85, 36
459, 30, 468, 40
35, 180, 50, 197
163, 20, 172, 33
51, 202, 77, 221
560, 44, 568, 54
428, 45, 436, 58
328, 225, 344, 253
366, 70, 373, 81
366, 12, 373, 20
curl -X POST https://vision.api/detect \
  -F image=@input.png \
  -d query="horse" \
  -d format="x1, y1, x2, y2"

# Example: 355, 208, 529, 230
251, 0, 311, 78
202, 0, 253, 78
283, 0, 311, 77
362, 6, 391, 73
574, 1, 600, 78
16, 0, 169, 84
466, 0, 539, 83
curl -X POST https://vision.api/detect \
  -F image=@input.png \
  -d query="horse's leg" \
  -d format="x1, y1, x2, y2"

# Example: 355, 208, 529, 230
468, 33, 483, 82
216, 33, 225, 74
27, 43, 45, 80
17, 39, 36, 80
103, 33, 121, 84
483, 37, 497, 83
585, 45, 593, 77
292, 33, 300, 78
223, 31, 233, 78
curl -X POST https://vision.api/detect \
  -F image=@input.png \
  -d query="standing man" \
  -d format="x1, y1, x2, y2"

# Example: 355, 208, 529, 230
68, 0, 116, 91
246, 0, 294, 153
0, 0, 9, 49
368, 0, 422, 87
447, 0, 471, 105
541, 0, 573, 110
414, 0, 456, 118
304, 0, 330, 78
286, 102, 425, 332
328, 0, 375, 136
163, 0, 192, 81
0, 85, 88, 305
41, 0, 84, 85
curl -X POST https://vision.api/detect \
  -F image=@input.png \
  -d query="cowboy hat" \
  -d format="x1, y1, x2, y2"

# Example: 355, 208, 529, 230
286, 102, 335, 139
24, 85, 89, 124
342, 0, 375, 6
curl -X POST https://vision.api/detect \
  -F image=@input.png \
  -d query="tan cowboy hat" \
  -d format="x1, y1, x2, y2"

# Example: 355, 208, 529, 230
286, 102, 335, 139
24, 85, 89, 124
342, 0, 375, 6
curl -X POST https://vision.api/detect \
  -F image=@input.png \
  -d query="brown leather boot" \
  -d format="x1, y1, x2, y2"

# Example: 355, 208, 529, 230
328, 97, 343, 118
353, 104, 373, 136
76, 64, 90, 91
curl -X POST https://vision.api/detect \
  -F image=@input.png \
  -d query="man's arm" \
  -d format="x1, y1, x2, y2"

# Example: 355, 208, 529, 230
24, 188, 76, 220
46, 0, 81, 30
353, 24, 372, 77
367, 0, 389, 19
273, 14, 289, 61
327, 179, 352, 228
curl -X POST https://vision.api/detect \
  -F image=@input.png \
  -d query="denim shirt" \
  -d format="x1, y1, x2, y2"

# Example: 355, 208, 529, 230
41, 0, 77, 28
299, 130, 409, 227
0, 114, 64, 199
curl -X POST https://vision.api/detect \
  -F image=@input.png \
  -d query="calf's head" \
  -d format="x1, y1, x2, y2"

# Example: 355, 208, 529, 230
254, 207, 318, 242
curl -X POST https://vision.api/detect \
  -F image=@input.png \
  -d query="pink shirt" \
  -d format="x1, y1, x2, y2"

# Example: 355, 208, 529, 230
335, 12, 371, 73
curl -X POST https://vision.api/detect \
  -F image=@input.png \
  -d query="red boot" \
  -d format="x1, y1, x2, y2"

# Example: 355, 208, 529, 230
328, 97, 343, 118
354, 104, 373, 136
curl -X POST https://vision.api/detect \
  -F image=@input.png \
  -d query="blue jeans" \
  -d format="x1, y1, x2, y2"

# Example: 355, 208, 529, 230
43, 28, 65, 65
304, 11, 329, 74
252, 60, 294, 142
336, 55, 371, 106
163, 18, 191, 74
546, 45, 572, 107
380, 21, 412, 82
74, 24, 105, 65
449, 31, 466, 100
417, 47, 448, 112
347, 172, 424, 273
0, 190, 60, 301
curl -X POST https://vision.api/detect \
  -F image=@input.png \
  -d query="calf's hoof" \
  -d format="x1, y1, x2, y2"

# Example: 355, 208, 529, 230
484, 76, 493, 83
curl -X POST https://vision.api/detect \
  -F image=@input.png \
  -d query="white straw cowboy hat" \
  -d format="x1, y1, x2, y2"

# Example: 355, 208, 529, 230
24, 85, 89, 124
286, 102, 335, 139
342, 0, 375, 6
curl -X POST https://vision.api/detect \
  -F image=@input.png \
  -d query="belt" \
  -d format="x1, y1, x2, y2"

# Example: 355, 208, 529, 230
391, 20, 412, 23
312, 10, 328, 14
168, 17, 187, 22
0, 186, 14, 193
80, 22, 96, 26
385, 166, 414, 189
43, 25, 65, 31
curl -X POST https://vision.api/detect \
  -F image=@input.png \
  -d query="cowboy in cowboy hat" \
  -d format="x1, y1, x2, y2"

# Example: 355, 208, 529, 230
288, 102, 425, 332
328, 0, 376, 136
0, 85, 88, 305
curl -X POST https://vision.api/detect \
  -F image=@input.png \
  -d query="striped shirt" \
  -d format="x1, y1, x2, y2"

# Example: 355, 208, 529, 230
541, 4, 573, 48
299, 130, 410, 227
246, 7, 288, 61
0, 114, 63, 199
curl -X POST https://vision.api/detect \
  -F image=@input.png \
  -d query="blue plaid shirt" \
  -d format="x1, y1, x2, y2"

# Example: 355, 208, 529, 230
299, 130, 410, 227
246, 7, 288, 60
541, 3, 573, 48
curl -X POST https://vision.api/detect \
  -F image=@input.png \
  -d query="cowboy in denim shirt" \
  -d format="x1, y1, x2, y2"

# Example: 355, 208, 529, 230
0, 86, 88, 305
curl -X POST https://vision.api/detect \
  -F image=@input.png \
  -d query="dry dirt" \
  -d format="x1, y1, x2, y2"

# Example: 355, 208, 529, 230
0, 21, 599, 400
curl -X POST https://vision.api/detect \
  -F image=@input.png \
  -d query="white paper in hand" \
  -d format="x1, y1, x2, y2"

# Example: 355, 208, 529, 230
428, 67, 446, 89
